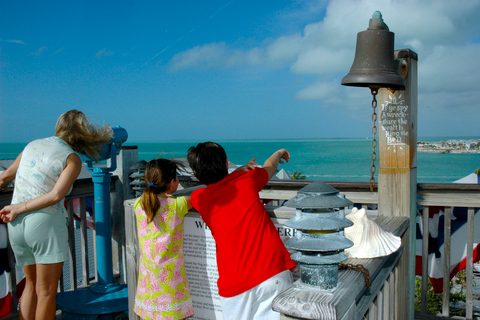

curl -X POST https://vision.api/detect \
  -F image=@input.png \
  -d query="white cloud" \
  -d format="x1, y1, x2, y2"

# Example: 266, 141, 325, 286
0, 39, 25, 44
169, 39, 300, 71
30, 46, 48, 56
263, 34, 303, 64
95, 48, 114, 60
420, 44, 480, 93
169, 0, 480, 113
291, 47, 351, 74
296, 80, 340, 100
169, 43, 231, 70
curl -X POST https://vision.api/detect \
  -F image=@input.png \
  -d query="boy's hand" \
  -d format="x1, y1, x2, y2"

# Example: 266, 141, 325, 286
277, 149, 290, 164
263, 149, 290, 180
235, 158, 258, 172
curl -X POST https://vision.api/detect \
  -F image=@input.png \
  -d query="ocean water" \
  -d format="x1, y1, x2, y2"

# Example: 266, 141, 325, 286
1, 138, 479, 183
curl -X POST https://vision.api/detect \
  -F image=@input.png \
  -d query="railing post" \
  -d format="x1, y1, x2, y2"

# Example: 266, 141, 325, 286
466, 207, 475, 319
124, 200, 141, 320
111, 146, 138, 284
377, 49, 418, 319
420, 206, 430, 314
442, 206, 451, 316
66, 200, 78, 290
110, 146, 138, 283
6, 226, 18, 317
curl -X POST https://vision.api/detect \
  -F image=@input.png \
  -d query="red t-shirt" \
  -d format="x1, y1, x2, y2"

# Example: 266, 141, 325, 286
190, 167, 296, 297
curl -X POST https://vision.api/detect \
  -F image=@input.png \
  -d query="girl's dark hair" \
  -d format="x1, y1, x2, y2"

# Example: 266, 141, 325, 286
140, 158, 185, 224
187, 142, 228, 185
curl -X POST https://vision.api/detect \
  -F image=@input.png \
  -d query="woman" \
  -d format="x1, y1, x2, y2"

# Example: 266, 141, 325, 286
0, 110, 112, 320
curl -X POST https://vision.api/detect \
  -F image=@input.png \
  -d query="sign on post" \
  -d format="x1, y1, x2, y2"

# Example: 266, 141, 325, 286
380, 93, 409, 146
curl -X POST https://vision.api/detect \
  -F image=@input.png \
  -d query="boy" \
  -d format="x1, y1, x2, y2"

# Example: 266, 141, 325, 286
187, 142, 296, 320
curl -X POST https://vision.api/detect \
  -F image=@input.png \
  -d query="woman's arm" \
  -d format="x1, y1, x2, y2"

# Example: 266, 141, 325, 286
0, 153, 82, 223
0, 152, 22, 191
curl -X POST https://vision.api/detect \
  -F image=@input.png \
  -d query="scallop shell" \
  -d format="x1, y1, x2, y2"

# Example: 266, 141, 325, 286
344, 208, 401, 258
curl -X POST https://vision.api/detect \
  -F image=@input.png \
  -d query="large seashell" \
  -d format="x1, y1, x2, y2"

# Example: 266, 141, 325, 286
344, 208, 401, 258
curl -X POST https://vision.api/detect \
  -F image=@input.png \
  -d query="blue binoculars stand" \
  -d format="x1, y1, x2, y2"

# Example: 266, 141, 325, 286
57, 130, 129, 320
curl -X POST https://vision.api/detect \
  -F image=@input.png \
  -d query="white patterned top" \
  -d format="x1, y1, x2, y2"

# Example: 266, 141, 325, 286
12, 136, 76, 215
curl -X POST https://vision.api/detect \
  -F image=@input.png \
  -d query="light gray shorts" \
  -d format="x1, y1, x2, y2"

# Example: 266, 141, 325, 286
8, 211, 69, 266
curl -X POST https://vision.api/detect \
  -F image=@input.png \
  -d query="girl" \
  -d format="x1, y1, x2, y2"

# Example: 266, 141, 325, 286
134, 158, 194, 320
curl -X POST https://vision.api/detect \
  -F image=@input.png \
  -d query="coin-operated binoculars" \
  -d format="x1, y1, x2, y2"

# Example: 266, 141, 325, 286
83, 126, 128, 174
57, 126, 129, 320
83, 126, 127, 290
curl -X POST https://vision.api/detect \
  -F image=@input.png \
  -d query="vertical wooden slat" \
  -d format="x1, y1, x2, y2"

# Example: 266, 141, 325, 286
389, 270, 396, 320
465, 207, 475, 319
79, 197, 90, 286
395, 258, 400, 318
442, 206, 451, 316
59, 271, 64, 292
112, 147, 139, 283
66, 200, 77, 290
377, 286, 384, 319
6, 231, 18, 316
384, 277, 390, 319
125, 203, 141, 320
421, 206, 430, 314
368, 296, 377, 320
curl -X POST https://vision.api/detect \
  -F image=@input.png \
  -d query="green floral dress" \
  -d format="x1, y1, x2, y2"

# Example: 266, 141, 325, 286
134, 196, 194, 320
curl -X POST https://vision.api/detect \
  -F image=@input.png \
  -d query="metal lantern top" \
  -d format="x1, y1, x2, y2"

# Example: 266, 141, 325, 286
341, 11, 405, 90
283, 181, 353, 209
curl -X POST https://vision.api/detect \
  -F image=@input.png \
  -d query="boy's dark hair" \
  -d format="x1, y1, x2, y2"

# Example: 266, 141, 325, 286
187, 142, 228, 185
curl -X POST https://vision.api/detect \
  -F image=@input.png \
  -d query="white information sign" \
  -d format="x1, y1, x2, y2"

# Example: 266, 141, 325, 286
183, 213, 299, 320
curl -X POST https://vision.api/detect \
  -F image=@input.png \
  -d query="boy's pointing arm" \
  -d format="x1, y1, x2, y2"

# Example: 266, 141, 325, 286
263, 149, 290, 180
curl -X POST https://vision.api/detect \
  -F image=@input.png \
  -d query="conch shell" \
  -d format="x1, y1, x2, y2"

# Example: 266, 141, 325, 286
344, 208, 401, 258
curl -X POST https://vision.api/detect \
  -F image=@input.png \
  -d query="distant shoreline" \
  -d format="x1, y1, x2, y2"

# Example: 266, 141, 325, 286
418, 148, 480, 154
417, 139, 479, 154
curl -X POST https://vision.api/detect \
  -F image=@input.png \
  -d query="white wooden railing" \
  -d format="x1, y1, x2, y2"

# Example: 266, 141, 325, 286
1, 163, 478, 319
417, 182, 480, 319
261, 180, 480, 319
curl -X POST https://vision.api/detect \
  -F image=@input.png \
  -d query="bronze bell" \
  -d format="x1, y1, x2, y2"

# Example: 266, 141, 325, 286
341, 11, 405, 90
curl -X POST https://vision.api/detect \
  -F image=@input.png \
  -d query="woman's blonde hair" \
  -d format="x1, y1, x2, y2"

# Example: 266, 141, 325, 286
140, 159, 185, 224
55, 109, 113, 160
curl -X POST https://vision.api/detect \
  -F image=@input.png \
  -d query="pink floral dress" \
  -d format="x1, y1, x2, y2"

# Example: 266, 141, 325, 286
134, 196, 194, 320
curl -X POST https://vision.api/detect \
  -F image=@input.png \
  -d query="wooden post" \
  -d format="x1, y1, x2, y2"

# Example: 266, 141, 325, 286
125, 199, 141, 320
377, 49, 418, 320
110, 146, 138, 284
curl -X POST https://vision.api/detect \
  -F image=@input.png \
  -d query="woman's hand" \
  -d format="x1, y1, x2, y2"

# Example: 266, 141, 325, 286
0, 204, 21, 223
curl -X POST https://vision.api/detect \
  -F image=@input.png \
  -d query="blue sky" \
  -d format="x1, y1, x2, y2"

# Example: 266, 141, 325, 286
1, 0, 480, 143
